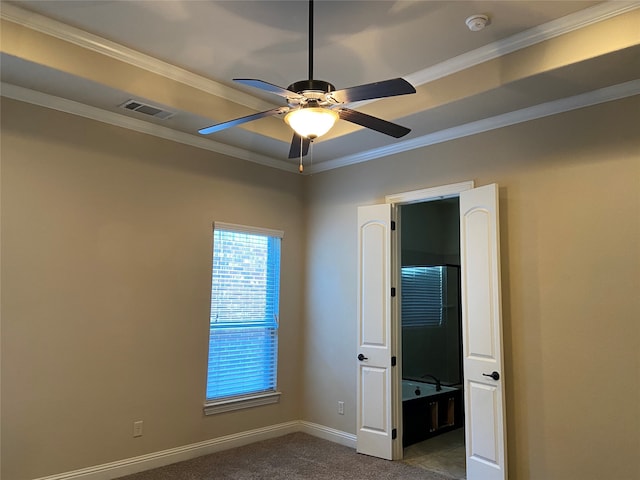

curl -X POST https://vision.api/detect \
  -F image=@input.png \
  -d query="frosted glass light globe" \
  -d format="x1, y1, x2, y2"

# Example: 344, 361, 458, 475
284, 107, 339, 139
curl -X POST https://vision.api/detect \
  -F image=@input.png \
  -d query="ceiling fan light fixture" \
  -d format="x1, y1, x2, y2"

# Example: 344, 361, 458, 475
284, 107, 339, 139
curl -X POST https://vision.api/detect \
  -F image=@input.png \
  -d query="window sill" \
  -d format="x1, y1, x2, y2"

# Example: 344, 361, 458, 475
204, 391, 281, 415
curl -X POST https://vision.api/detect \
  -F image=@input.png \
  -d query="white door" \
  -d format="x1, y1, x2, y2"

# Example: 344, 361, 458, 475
460, 183, 507, 479
356, 204, 394, 460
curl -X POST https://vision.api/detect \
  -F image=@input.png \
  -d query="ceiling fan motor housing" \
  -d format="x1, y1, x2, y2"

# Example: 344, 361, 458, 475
288, 79, 335, 95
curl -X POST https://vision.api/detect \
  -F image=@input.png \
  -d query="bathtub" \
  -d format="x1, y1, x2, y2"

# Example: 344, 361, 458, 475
402, 380, 457, 401
402, 379, 463, 447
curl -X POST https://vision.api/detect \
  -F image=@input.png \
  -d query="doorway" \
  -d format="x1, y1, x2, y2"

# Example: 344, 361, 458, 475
399, 198, 466, 479
357, 182, 507, 480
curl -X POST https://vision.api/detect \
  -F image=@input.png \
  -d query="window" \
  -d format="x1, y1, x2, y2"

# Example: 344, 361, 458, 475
204, 222, 283, 414
401, 266, 445, 327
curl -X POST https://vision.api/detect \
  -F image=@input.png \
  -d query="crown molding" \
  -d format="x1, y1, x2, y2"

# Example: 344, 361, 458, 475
0, 3, 277, 113
405, 1, 640, 87
0, 82, 298, 174
3, 80, 638, 175
2, 1, 637, 110
2, 2, 639, 175
307, 80, 640, 174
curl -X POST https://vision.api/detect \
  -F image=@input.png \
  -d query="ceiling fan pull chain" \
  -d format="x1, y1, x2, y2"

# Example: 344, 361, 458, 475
299, 135, 304, 173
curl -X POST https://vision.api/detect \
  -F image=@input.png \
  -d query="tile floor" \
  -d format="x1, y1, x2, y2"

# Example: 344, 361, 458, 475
402, 428, 466, 479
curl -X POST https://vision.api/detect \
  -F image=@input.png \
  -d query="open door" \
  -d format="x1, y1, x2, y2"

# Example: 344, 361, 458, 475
460, 183, 507, 479
356, 204, 394, 459
357, 182, 507, 475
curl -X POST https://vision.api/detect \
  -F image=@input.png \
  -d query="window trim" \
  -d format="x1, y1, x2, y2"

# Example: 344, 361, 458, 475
213, 221, 284, 240
204, 391, 281, 415
203, 221, 284, 415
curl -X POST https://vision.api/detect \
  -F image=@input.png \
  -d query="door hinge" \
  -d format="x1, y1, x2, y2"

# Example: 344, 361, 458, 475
392, 428, 397, 440
391, 287, 396, 297
391, 356, 397, 366
391, 221, 396, 231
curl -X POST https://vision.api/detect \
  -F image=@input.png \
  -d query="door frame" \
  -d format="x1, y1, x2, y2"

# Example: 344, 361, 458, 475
384, 180, 475, 460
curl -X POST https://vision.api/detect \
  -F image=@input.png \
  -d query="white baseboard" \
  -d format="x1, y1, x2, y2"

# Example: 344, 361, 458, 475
33, 421, 356, 480
299, 421, 357, 449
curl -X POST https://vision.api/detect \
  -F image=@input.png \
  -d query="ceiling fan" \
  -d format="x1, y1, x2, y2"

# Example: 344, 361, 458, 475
198, 0, 416, 171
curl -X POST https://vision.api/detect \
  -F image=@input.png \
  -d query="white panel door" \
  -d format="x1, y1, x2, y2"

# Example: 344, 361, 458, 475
356, 204, 394, 460
460, 184, 507, 480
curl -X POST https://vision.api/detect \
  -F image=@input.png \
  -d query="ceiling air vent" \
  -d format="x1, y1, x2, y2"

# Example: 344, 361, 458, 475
120, 100, 174, 120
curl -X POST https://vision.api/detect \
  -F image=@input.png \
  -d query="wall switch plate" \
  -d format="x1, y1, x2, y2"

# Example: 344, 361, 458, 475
133, 420, 143, 437
338, 401, 344, 415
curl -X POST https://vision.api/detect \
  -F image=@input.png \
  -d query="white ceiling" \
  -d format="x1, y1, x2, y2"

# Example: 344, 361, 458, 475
2, 1, 639, 174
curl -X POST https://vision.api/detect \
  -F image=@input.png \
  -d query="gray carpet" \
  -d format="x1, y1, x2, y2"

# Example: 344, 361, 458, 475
116, 432, 451, 480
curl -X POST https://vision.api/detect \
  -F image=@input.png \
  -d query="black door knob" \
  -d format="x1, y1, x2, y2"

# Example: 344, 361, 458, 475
357, 353, 368, 361
482, 371, 500, 381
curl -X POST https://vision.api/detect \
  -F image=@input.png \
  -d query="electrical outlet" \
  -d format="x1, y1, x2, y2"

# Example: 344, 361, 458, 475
338, 401, 344, 415
133, 420, 143, 437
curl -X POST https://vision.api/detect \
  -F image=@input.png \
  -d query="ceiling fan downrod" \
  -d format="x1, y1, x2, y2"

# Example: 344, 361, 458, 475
308, 0, 314, 81
287, 0, 335, 100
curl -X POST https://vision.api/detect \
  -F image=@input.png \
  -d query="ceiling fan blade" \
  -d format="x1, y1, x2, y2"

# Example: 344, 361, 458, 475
288, 133, 311, 159
329, 78, 416, 104
234, 79, 304, 100
338, 108, 411, 138
199, 107, 288, 135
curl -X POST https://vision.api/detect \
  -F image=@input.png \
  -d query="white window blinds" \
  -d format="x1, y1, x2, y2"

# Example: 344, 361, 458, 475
401, 266, 444, 327
206, 223, 282, 402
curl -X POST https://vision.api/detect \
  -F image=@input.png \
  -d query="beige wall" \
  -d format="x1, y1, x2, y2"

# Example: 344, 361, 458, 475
2, 94, 639, 480
303, 95, 640, 479
0, 99, 305, 479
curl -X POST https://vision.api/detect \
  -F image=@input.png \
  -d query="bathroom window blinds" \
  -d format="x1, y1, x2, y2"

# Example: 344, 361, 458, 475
206, 223, 282, 402
401, 266, 444, 327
